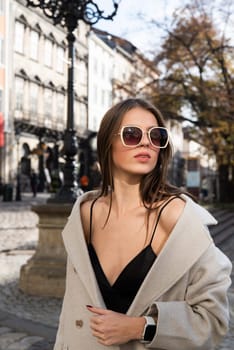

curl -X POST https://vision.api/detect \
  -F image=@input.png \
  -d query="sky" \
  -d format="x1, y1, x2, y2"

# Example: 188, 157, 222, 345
94, 0, 187, 56
94, 0, 234, 57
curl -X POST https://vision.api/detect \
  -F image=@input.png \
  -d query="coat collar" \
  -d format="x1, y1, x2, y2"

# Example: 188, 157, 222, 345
62, 192, 216, 314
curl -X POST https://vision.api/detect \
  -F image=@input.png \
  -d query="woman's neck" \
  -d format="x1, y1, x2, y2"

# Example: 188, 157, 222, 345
109, 178, 143, 216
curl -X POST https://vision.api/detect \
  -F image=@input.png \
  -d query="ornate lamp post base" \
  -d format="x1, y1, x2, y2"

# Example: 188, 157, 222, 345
19, 203, 71, 298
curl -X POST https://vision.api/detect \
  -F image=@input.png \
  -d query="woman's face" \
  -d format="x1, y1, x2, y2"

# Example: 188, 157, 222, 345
111, 107, 160, 180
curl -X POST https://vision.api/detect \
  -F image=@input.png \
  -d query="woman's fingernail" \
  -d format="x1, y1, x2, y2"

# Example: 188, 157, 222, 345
86, 305, 93, 308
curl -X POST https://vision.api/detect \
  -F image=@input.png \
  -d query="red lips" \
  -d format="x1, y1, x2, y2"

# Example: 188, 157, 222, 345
134, 152, 151, 159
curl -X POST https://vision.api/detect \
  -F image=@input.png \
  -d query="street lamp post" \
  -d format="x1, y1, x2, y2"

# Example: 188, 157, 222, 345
15, 134, 22, 201
19, 0, 119, 297
26, 0, 119, 203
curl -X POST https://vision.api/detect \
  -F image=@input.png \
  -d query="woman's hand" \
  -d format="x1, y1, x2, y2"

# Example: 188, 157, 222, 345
86, 305, 145, 346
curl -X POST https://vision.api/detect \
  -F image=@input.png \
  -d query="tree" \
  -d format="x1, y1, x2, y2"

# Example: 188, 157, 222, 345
150, 0, 234, 202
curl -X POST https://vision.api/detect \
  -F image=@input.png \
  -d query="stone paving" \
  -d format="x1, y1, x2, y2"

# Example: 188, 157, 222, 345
215, 234, 234, 350
0, 194, 60, 350
0, 194, 233, 349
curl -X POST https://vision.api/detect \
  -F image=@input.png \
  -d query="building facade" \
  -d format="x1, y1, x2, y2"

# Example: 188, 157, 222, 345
2, 0, 89, 194
0, 1, 196, 197
88, 30, 114, 131
88, 28, 159, 131
0, 0, 7, 184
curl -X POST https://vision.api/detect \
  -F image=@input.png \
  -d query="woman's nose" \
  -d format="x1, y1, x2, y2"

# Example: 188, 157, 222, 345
140, 132, 150, 146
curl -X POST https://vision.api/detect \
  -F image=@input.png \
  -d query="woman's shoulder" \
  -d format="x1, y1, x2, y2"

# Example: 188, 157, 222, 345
80, 197, 93, 213
79, 199, 92, 240
79, 190, 101, 215
159, 196, 186, 235
80, 194, 107, 214
80, 194, 108, 238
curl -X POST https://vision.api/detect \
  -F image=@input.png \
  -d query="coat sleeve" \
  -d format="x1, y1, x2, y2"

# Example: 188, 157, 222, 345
148, 244, 232, 350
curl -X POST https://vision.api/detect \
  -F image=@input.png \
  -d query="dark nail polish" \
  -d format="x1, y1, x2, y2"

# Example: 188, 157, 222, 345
86, 304, 93, 308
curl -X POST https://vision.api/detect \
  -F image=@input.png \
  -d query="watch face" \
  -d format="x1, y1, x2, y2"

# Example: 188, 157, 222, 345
144, 324, 156, 341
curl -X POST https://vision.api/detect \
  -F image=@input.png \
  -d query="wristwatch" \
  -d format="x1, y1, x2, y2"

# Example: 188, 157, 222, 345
140, 316, 156, 343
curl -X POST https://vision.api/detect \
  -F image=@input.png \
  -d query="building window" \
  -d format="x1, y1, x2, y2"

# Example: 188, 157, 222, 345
0, 0, 4, 13
93, 58, 97, 73
102, 63, 105, 79
79, 103, 86, 128
56, 46, 65, 73
101, 89, 105, 105
14, 21, 25, 54
15, 77, 24, 110
0, 37, 4, 64
108, 91, 112, 107
93, 85, 97, 104
30, 30, 39, 60
44, 39, 53, 67
44, 88, 53, 119
29, 82, 38, 117
56, 92, 65, 122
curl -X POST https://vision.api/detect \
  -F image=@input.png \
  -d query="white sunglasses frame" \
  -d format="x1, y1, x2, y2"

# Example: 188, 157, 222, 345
117, 125, 169, 149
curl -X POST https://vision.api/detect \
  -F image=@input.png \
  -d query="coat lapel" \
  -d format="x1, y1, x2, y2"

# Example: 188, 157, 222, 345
62, 191, 104, 307
127, 199, 214, 316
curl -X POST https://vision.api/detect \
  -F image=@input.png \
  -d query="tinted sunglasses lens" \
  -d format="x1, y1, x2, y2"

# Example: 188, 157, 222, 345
150, 128, 168, 147
122, 127, 142, 146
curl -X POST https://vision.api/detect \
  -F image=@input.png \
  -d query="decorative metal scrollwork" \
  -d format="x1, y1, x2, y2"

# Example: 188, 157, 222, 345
27, 0, 119, 28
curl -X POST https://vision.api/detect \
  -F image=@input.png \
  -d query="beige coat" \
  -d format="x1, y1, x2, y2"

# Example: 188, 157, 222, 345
54, 191, 232, 350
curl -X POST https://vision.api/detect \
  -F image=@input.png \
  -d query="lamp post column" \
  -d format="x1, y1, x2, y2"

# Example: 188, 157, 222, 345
15, 135, 21, 201
49, 29, 79, 203
26, 0, 119, 204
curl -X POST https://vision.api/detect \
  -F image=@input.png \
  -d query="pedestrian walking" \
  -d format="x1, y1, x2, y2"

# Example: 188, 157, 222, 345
54, 98, 232, 350
30, 170, 38, 197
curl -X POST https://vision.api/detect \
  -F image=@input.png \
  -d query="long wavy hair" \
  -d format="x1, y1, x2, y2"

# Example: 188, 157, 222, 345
97, 98, 184, 210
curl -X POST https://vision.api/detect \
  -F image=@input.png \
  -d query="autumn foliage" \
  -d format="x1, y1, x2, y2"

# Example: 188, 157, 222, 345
150, 1, 234, 202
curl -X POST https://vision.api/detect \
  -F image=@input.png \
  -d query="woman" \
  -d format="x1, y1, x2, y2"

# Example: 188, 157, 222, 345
54, 98, 232, 350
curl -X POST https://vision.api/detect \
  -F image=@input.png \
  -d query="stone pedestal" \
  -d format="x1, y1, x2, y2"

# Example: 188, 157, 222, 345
19, 203, 72, 298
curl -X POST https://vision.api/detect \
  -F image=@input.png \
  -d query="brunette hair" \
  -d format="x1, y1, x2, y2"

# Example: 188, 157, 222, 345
97, 98, 184, 209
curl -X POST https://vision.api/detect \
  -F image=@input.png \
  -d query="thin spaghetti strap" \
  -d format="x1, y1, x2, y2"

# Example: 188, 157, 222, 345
89, 197, 99, 244
149, 195, 181, 245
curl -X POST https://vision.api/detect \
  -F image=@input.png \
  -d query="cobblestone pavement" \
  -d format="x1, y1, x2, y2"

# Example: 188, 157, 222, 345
0, 194, 233, 349
215, 235, 234, 350
0, 194, 61, 350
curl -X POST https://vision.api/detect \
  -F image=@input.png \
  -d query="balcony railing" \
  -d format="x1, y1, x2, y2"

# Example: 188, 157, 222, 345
14, 108, 65, 132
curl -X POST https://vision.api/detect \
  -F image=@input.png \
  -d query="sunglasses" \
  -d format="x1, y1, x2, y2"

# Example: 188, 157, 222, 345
116, 125, 169, 148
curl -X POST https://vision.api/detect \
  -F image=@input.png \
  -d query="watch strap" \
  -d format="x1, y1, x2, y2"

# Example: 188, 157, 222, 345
140, 316, 156, 343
